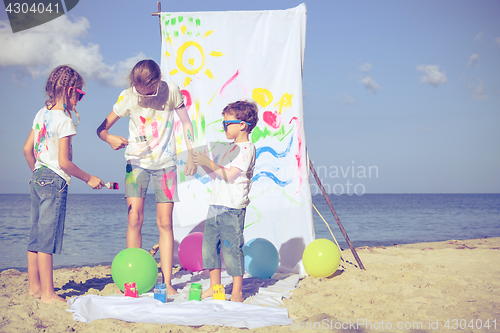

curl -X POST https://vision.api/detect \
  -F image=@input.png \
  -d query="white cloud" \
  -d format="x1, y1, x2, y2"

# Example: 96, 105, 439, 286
416, 65, 448, 87
358, 63, 372, 72
468, 54, 479, 68
495, 37, 500, 47
359, 76, 379, 94
471, 78, 486, 101
474, 31, 483, 42
334, 93, 355, 105
0, 17, 146, 87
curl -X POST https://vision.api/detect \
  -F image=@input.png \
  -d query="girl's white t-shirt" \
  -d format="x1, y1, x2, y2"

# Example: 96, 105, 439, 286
32, 107, 77, 183
113, 81, 184, 170
209, 141, 256, 209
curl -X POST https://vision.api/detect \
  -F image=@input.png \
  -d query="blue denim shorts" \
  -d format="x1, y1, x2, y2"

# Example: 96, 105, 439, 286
125, 164, 179, 203
28, 167, 68, 254
202, 205, 246, 276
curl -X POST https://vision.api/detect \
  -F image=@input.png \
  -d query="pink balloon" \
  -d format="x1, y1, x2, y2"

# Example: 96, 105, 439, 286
178, 232, 204, 272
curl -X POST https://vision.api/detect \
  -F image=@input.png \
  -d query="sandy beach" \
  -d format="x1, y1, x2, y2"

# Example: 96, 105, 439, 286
1, 237, 499, 332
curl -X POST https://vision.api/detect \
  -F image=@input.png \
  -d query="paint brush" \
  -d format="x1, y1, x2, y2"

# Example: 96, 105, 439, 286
105, 182, 119, 190
135, 136, 147, 142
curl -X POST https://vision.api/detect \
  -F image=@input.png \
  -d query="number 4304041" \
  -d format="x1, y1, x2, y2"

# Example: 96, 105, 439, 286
443, 319, 497, 330
5, 2, 60, 14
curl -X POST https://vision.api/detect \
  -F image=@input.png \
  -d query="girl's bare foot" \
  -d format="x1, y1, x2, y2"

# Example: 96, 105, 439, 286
230, 292, 244, 302
166, 285, 178, 295
201, 287, 213, 300
40, 294, 67, 304
29, 289, 42, 299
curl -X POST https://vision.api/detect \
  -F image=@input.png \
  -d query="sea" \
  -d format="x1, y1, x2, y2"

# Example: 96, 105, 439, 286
1, 193, 499, 272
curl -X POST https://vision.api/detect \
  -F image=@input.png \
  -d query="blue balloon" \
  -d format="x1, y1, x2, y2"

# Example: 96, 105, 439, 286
243, 238, 279, 279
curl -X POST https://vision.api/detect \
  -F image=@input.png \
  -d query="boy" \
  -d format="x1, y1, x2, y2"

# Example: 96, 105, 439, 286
192, 100, 259, 302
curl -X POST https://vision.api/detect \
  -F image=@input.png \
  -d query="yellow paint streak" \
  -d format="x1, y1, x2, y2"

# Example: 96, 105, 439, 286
166, 37, 173, 44
181, 25, 187, 34
207, 91, 218, 105
117, 95, 124, 105
274, 92, 293, 114
252, 88, 273, 108
169, 68, 178, 76
164, 51, 171, 58
209, 51, 224, 57
183, 77, 192, 88
205, 68, 214, 80
189, 58, 195, 66
204, 30, 214, 38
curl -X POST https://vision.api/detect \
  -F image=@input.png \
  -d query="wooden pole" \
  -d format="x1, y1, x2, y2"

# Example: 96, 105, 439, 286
309, 159, 366, 270
151, 2, 162, 41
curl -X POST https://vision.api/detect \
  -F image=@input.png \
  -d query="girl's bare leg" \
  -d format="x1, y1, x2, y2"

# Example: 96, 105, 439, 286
38, 252, 66, 304
27, 251, 41, 298
126, 197, 145, 248
157, 202, 177, 295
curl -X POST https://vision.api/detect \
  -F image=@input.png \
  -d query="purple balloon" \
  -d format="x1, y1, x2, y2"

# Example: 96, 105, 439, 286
178, 232, 204, 272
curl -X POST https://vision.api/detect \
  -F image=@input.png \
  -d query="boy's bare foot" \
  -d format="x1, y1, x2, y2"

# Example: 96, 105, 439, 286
201, 287, 213, 300
40, 294, 67, 304
230, 292, 244, 302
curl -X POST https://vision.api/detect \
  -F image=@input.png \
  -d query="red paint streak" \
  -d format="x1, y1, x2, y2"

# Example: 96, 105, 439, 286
174, 120, 182, 132
139, 116, 146, 124
161, 171, 176, 200
181, 89, 192, 112
289, 117, 303, 192
263, 111, 281, 129
220, 70, 240, 98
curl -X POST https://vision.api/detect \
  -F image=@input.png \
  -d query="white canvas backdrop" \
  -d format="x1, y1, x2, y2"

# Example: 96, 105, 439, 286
160, 3, 314, 273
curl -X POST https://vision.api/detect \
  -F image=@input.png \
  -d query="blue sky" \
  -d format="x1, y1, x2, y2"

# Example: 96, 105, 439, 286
1, 0, 499, 194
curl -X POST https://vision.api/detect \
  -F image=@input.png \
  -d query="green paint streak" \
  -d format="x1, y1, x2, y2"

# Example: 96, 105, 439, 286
192, 119, 198, 140
171, 18, 176, 25
187, 129, 193, 143
207, 140, 220, 153
200, 114, 206, 136
195, 18, 201, 26
187, 32, 192, 37
178, 16, 184, 23
164, 19, 170, 26
244, 205, 261, 229
35, 123, 40, 130
195, 33, 200, 37
188, 17, 194, 24
174, 31, 179, 37
180, 170, 185, 183
207, 117, 223, 128
251, 124, 293, 143
281, 189, 305, 207
207, 188, 211, 194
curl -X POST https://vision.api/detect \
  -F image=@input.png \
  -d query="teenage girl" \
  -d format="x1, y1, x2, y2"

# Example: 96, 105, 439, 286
97, 59, 196, 295
23, 65, 104, 304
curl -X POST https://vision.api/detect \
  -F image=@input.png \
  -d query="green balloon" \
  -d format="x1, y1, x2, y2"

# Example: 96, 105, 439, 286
111, 248, 158, 294
302, 239, 341, 278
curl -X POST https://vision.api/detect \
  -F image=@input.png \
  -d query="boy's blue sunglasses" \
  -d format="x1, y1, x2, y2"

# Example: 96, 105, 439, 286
223, 120, 251, 131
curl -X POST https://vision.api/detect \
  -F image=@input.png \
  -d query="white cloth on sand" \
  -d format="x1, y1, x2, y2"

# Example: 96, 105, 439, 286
67, 271, 302, 329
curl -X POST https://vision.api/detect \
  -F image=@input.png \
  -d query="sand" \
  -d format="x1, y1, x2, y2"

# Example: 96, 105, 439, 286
1, 237, 499, 332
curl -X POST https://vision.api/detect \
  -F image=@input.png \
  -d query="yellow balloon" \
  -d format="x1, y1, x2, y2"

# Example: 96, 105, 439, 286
302, 239, 341, 277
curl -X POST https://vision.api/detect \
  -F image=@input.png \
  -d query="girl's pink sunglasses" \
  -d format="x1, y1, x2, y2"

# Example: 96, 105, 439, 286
68, 86, 86, 101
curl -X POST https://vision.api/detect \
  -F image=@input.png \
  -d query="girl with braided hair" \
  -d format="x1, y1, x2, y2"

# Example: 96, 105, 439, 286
22, 65, 104, 304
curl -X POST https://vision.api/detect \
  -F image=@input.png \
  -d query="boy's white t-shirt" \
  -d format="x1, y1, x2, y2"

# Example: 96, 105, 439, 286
113, 81, 184, 170
209, 141, 256, 209
32, 107, 77, 184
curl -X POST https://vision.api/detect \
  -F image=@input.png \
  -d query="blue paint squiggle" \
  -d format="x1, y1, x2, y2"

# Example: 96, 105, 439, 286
252, 172, 291, 187
256, 135, 293, 159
